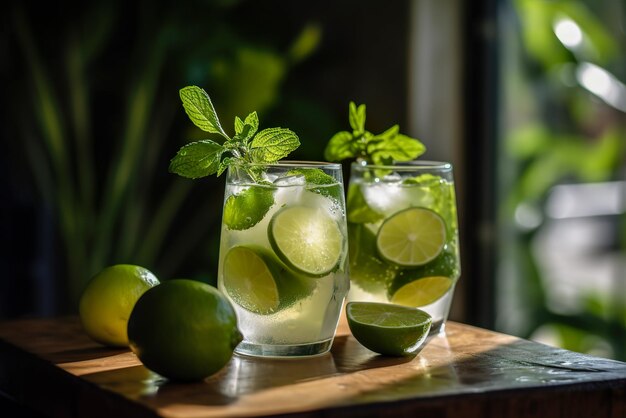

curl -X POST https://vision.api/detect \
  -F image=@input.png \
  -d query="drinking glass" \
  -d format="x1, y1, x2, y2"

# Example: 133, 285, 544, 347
218, 161, 350, 357
346, 160, 461, 334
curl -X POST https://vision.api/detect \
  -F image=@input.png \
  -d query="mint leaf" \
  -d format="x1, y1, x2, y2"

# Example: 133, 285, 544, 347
169, 140, 223, 178
349, 102, 366, 134
250, 128, 300, 162
179, 86, 228, 138
326, 101, 426, 164
234, 116, 245, 135
368, 133, 425, 164
171, 86, 301, 182
234, 111, 259, 141
324, 131, 355, 162
244, 111, 259, 138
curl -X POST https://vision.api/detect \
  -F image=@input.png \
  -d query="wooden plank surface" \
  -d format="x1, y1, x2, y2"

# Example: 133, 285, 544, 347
1, 316, 625, 418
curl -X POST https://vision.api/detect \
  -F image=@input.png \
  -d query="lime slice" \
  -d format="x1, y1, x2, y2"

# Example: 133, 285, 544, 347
223, 246, 280, 314
346, 302, 432, 356
222, 246, 313, 314
269, 206, 344, 277
347, 183, 383, 224
348, 224, 397, 293
223, 186, 274, 230
376, 207, 446, 267
389, 276, 453, 307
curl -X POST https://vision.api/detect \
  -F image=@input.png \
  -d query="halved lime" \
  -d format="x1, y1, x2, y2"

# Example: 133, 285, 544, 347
389, 276, 453, 307
346, 302, 432, 356
268, 206, 344, 277
376, 207, 446, 267
222, 246, 313, 314
223, 186, 274, 231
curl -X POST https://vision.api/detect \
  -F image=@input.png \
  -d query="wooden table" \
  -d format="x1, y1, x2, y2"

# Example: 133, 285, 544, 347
0, 317, 625, 418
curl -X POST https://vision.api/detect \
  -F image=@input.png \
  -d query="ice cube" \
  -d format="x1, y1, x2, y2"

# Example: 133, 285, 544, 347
381, 173, 402, 184
273, 174, 306, 187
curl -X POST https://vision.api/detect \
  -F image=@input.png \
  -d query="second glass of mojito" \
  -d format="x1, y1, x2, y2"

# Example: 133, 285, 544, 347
218, 161, 349, 357
346, 161, 461, 334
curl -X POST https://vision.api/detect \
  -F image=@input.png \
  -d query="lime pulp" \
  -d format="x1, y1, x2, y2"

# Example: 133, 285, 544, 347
268, 206, 344, 277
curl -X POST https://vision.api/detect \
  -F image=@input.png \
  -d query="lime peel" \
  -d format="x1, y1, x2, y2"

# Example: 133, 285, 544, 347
347, 302, 432, 356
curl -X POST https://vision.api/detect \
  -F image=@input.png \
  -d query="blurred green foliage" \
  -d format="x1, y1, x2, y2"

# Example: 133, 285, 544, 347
5, 0, 328, 309
505, 0, 626, 359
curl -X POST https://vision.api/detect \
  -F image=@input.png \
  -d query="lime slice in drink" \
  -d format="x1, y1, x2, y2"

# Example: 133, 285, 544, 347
268, 206, 344, 277
222, 246, 313, 314
348, 224, 397, 293
389, 276, 453, 307
376, 207, 446, 267
223, 186, 274, 231
346, 302, 432, 356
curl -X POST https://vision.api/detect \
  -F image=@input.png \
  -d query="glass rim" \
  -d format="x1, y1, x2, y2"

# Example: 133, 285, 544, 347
351, 160, 453, 171
230, 160, 341, 169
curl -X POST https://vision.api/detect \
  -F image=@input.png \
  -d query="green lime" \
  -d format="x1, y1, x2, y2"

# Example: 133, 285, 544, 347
223, 186, 274, 230
127, 279, 242, 381
346, 302, 432, 356
79, 264, 159, 347
268, 206, 344, 277
390, 276, 454, 307
346, 183, 383, 224
222, 246, 313, 314
348, 224, 398, 293
388, 249, 458, 297
376, 207, 446, 267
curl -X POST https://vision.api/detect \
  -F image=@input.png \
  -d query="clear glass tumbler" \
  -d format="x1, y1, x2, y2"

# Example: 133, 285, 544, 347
218, 161, 350, 357
346, 160, 461, 334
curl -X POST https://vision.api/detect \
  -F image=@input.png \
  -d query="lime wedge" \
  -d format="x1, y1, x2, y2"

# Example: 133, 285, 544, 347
346, 302, 432, 356
268, 206, 344, 277
223, 186, 274, 230
389, 276, 453, 307
376, 207, 446, 266
222, 246, 313, 314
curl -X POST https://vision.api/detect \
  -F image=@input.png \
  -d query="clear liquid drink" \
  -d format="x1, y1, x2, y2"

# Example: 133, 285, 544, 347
218, 161, 349, 357
346, 161, 461, 334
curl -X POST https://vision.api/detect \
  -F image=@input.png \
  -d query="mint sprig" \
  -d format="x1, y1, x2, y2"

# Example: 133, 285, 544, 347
324, 102, 425, 165
170, 86, 300, 180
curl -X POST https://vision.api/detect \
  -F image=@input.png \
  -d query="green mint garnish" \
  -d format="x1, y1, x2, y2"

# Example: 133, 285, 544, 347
170, 86, 300, 180
324, 102, 425, 165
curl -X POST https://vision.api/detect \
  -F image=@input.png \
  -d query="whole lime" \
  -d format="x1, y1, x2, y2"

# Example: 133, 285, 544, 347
79, 264, 159, 347
127, 279, 243, 381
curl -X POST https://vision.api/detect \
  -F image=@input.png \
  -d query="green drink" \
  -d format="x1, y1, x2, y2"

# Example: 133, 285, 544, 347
218, 162, 349, 357
346, 161, 461, 334
169, 86, 350, 357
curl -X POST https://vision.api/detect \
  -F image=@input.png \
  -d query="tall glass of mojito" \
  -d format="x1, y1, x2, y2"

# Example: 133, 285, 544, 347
346, 161, 460, 334
218, 161, 349, 357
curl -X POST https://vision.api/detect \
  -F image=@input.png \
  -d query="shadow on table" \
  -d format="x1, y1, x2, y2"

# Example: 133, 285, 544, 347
76, 329, 626, 413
